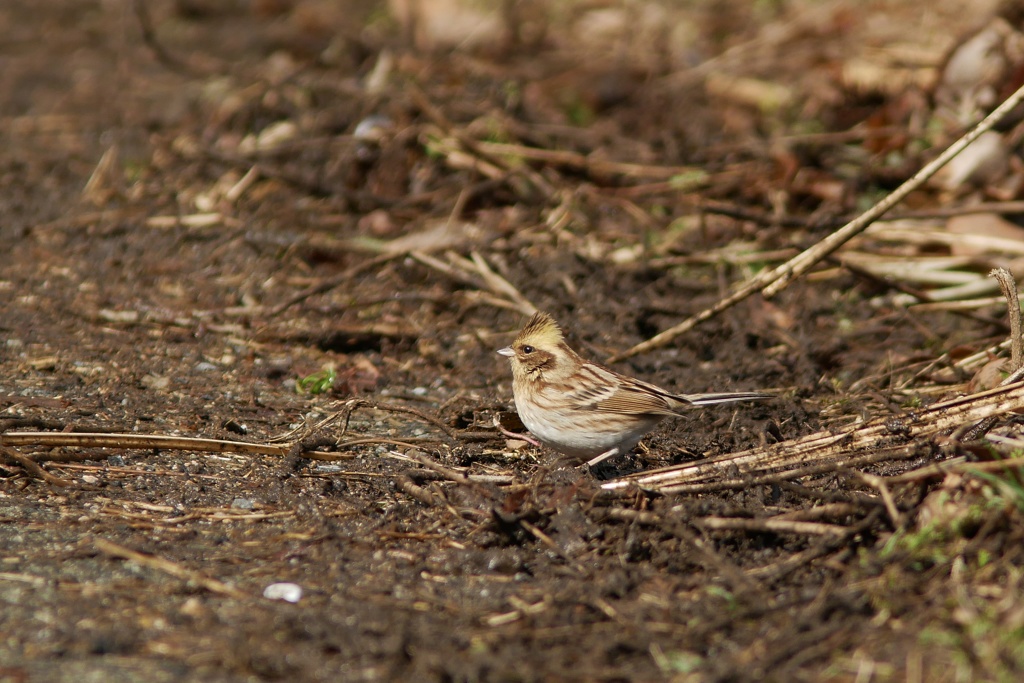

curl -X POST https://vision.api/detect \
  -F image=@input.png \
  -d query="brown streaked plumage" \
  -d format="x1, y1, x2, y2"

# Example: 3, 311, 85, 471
497, 312, 770, 466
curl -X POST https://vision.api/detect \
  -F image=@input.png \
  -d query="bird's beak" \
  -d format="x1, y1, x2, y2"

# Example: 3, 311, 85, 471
497, 347, 514, 357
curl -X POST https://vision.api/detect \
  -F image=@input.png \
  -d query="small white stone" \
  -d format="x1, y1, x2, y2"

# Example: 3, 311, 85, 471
263, 582, 302, 603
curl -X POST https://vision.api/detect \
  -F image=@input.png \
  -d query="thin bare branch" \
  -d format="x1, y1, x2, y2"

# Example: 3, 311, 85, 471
609, 81, 1024, 362
695, 517, 852, 537
0, 446, 73, 486
991, 268, 1023, 371
1, 432, 288, 456
604, 380, 1024, 493
93, 538, 246, 599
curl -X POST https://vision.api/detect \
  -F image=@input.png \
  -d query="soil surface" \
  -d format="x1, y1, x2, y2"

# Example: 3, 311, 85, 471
3, 1, 1024, 681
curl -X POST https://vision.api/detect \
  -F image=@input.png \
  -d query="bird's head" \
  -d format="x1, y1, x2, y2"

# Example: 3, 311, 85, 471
497, 312, 568, 380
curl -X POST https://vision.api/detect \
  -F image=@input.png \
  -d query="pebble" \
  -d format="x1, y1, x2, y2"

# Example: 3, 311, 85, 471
353, 114, 392, 142
263, 582, 302, 603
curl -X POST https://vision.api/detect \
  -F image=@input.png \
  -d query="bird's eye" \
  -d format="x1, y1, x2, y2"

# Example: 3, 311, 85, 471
522, 345, 535, 354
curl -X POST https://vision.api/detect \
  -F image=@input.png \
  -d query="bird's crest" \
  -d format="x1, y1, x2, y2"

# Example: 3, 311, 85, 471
515, 311, 564, 349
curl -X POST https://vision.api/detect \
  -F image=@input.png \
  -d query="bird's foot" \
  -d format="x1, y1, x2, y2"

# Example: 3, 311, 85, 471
493, 416, 541, 447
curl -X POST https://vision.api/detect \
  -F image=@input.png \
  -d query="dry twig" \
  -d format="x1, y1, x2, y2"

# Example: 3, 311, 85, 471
132, 0, 198, 75
93, 538, 246, 599
517, 519, 586, 574
853, 472, 904, 528
604, 380, 1024, 493
669, 521, 765, 594
266, 253, 397, 316
1, 396, 463, 484
411, 250, 537, 316
695, 516, 851, 537
958, 272, 1024, 441
609, 81, 1024, 362
1, 432, 288, 456
746, 509, 885, 581
0, 446, 72, 487
269, 397, 457, 447
992, 268, 1023, 371
395, 473, 448, 508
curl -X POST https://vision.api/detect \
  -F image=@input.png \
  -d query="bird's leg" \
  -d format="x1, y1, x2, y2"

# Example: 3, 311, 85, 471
585, 447, 621, 468
493, 416, 541, 447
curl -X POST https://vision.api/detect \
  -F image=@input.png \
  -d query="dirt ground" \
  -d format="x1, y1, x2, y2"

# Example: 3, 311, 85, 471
3, 1, 1024, 681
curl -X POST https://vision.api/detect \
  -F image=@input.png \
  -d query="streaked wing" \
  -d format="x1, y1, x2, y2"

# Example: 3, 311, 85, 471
565, 364, 678, 416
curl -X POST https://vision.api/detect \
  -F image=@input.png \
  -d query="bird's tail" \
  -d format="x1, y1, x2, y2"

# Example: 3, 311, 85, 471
680, 391, 772, 406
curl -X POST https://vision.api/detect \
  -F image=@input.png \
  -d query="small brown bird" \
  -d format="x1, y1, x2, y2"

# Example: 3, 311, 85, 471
498, 312, 770, 466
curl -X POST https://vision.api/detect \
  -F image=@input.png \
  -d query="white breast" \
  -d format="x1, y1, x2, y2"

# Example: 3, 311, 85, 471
514, 392, 662, 460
